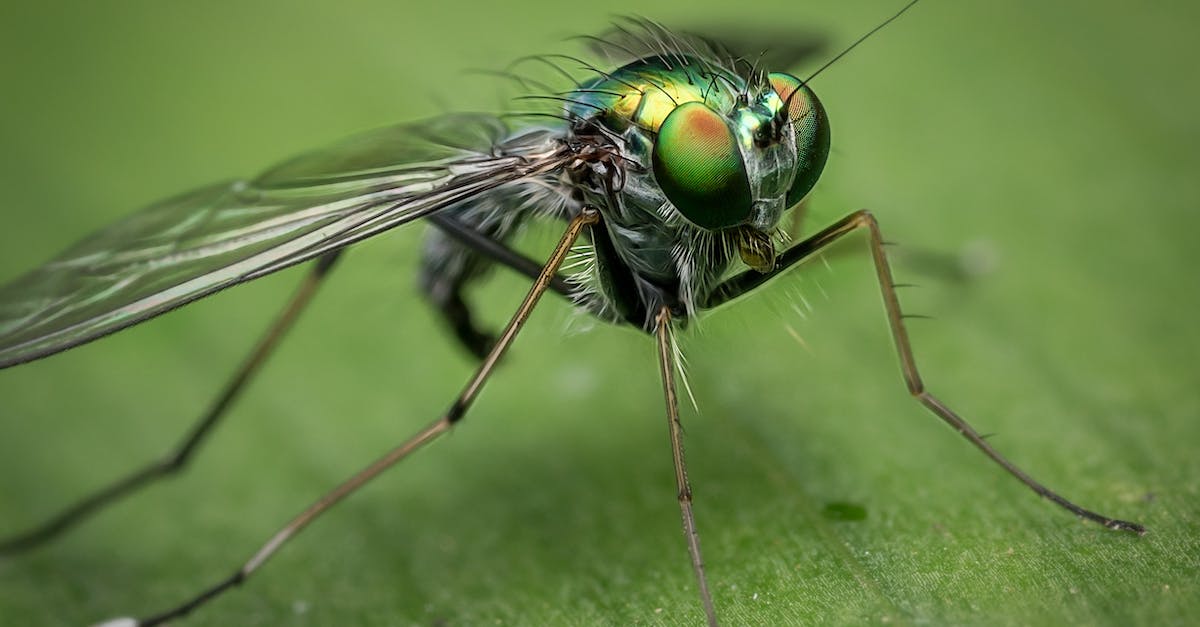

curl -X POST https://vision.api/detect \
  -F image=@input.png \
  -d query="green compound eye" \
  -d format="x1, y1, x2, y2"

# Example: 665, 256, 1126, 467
652, 102, 753, 230
768, 72, 831, 208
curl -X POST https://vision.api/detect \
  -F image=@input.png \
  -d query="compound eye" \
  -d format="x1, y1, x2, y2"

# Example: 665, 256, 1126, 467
652, 102, 753, 230
768, 72, 831, 208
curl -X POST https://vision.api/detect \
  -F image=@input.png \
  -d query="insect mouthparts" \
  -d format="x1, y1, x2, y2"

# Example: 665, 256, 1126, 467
735, 226, 777, 273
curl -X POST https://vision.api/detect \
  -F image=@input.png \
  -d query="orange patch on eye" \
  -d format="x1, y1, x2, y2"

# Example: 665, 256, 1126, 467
768, 74, 811, 122
679, 107, 730, 154
769, 76, 797, 102
683, 107, 723, 133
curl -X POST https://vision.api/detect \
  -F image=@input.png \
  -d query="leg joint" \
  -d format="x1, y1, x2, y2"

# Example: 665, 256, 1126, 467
445, 400, 468, 425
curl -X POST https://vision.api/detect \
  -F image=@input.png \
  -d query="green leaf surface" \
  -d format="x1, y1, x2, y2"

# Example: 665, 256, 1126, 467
0, 2, 1196, 626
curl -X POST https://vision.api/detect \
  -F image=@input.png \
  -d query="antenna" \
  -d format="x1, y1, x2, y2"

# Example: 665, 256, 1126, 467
803, 0, 921, 85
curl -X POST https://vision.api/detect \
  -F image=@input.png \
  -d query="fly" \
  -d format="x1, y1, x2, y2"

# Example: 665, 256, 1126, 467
0, 2, 1145, 625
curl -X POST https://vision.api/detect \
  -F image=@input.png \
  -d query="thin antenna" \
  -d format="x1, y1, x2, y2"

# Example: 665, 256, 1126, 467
803, 0, 920, 85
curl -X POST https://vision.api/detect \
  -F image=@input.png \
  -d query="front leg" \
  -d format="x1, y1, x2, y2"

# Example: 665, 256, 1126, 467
703, 210, 1145, 535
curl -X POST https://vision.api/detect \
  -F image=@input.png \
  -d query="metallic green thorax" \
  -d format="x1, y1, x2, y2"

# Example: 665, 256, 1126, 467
568, 58, 743, 135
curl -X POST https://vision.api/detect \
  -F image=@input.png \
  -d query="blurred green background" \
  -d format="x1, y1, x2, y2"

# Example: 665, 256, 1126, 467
1, 1, 1197, 625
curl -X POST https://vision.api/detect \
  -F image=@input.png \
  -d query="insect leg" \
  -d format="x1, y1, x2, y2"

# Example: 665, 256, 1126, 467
0, 251, 343, 556
114, 207, 599, 627
654, 306, 719, 627
424, 212, 575, 358
420, 180, 575, 359
426, 213, 574, 298
704, 210, 1146, 535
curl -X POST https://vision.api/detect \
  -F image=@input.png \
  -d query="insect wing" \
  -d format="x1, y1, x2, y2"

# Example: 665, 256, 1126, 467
0, 114, 570, 368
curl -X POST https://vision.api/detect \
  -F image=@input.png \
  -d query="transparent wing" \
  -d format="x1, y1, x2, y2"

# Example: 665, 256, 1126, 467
0, 114, 572, 368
